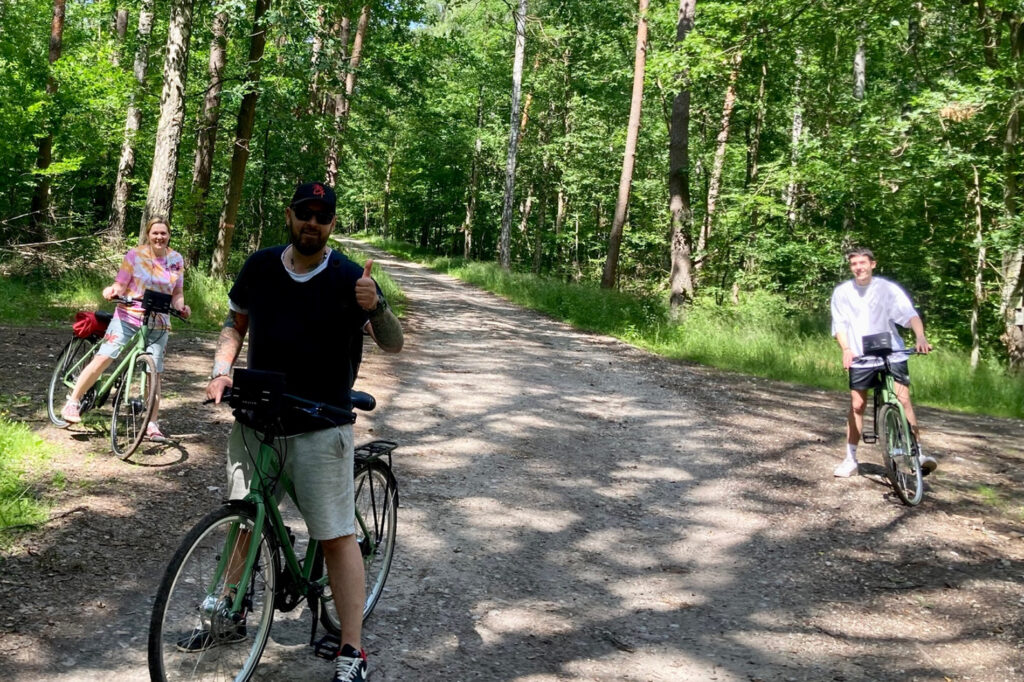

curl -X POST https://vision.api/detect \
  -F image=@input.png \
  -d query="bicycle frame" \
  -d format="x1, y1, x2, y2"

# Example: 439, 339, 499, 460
58, 319, 158, 410
212, 436, 382, 621
871, 355, 912, 446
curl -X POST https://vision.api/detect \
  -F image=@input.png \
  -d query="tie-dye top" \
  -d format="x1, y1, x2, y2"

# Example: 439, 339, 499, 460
113, 246, 185, 330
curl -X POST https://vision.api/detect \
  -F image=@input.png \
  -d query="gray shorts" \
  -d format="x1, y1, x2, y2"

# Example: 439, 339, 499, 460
98, 316, 169, 372
226, 422, 356, 540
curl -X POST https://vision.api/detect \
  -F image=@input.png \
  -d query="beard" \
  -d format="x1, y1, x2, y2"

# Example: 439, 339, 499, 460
289, 222, 329, 256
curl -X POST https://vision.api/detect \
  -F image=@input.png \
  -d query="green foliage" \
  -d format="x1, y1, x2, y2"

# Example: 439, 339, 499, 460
0, 411, 55, 535
1, 0, 1022, 366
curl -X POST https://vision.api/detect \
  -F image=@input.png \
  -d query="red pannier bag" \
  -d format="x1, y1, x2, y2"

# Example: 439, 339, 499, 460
72, 311, 113, 340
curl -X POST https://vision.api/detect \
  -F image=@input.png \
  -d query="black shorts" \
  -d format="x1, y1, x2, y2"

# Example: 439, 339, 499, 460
849, 361, 910, 390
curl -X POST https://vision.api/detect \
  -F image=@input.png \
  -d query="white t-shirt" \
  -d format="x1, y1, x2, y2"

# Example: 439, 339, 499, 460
830, 276, 918, 367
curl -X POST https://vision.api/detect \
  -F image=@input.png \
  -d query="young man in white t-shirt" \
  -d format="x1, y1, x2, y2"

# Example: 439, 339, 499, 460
830, 247, 938, 477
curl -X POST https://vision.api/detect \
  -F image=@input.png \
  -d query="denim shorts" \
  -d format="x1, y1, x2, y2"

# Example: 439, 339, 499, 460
226, 422, 356, 541
97, 316, 169, 372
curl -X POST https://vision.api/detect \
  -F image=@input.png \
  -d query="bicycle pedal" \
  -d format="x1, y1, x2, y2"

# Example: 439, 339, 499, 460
313, 633, 341, 660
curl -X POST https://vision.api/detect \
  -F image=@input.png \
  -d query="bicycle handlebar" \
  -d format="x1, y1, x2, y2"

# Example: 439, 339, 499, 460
203, 386, 375, 425
112, 295, 189, 320
852, 349, 922, 363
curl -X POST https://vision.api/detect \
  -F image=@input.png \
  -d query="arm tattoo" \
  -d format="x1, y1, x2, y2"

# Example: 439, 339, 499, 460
211, 312, 248, 377
368, 309, 403, 353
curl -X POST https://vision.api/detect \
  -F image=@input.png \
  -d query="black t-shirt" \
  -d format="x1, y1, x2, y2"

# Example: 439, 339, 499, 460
229, 246, 373, 432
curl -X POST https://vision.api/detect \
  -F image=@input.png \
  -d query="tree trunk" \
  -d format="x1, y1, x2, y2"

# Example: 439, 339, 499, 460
853, 34, 865, 101
209, 0, 270, 278
736, 61, 768, 297
383, 146, 394, 237
321, 13, 350, 124
698, 50, 741, 265
140, 0, 195, 241
783, 49, 804, 229
498, 0, 527, 269
29, 0, 66, 234
997, 13, 1023, 369
112, 8, 128, 66
107, 0, 154, 244
462, 90, 483, 259
668, 0, 697, 310
255, 128, 270, 251
309, 4, 329, 113
533, 183, 547, 273
185, 8, 229, 264
518, 190, 534, 263
326, 4, 369, 187
601, 0, 649, 289
970, 165, 987, 370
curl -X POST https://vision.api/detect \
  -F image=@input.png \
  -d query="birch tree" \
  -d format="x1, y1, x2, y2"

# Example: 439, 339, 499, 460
498, 0, 527, 269
140, 0, 196, 240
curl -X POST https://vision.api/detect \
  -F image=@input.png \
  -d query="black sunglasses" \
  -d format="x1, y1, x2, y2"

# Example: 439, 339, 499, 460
292, 205, 335, 224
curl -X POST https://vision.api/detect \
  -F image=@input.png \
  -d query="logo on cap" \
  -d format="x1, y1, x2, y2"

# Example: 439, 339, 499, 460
313, 184, 326, 198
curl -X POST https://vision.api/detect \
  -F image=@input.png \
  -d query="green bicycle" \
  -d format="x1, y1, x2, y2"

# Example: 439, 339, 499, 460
858, 333, 925, 506
147, 368, 399, 682
46, 289, 183, 459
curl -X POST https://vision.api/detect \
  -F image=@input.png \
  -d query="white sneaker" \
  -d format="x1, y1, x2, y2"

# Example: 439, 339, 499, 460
833, 458, 859, 477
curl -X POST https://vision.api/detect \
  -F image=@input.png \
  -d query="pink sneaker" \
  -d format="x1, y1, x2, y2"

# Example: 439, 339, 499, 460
146, 422, 168, 441
60, 400, 82, 425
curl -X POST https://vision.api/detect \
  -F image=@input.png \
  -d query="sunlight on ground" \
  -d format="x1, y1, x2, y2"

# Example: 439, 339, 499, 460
456, 497, 580, 533
472, 601, 575, 646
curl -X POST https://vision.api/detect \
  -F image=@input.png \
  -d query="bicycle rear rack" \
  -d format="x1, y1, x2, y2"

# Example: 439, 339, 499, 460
355, 440, 398, 465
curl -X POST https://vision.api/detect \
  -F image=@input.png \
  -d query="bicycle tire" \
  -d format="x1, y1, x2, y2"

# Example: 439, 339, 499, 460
148, 503, 278, 682
880, 403, 923, 506
46, 337, 95, 426
110, 353, 158, 458
320, 460, 398, 634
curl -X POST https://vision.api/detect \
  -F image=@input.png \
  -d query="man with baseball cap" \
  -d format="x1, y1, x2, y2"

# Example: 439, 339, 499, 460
204, 180, 403, 682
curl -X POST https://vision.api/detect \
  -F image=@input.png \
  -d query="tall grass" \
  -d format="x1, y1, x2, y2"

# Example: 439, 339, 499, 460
350, 233, 1024, 420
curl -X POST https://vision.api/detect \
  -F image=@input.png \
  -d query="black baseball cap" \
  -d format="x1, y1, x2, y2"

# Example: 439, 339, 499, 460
289, 181, 336, 210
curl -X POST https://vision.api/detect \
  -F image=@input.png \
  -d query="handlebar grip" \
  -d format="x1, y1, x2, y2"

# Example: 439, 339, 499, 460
350, 390, 375, 412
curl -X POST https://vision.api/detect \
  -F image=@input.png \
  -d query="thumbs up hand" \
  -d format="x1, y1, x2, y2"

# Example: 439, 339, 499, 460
355, 259, 379, 311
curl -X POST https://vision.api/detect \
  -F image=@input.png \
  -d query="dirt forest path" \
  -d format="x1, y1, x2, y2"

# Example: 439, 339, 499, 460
1, 239, 1023, 682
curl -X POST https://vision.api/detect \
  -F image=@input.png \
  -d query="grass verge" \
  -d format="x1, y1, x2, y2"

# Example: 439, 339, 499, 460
0, 411, 57, 539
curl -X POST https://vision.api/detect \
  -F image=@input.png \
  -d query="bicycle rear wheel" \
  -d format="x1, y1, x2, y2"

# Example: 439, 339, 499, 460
46, 337, 96, 426
148, 503, 278, 682
880, 403, 923, 506
320, 460, 398, 634
110, 353, 158, 458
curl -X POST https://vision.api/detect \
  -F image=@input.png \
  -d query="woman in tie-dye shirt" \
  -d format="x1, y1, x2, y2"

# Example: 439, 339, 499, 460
61, 218, 191, 440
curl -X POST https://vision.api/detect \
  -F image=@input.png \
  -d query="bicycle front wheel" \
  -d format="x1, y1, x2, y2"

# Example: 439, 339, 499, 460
320, 460, 398, 634
46, 337, 95, 426
110, 353, 158, 458
880, 403, 923, 506
148, 503, 278, 682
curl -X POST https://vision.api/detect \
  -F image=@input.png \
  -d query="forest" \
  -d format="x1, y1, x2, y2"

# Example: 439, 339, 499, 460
1, 0, 1022, 369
